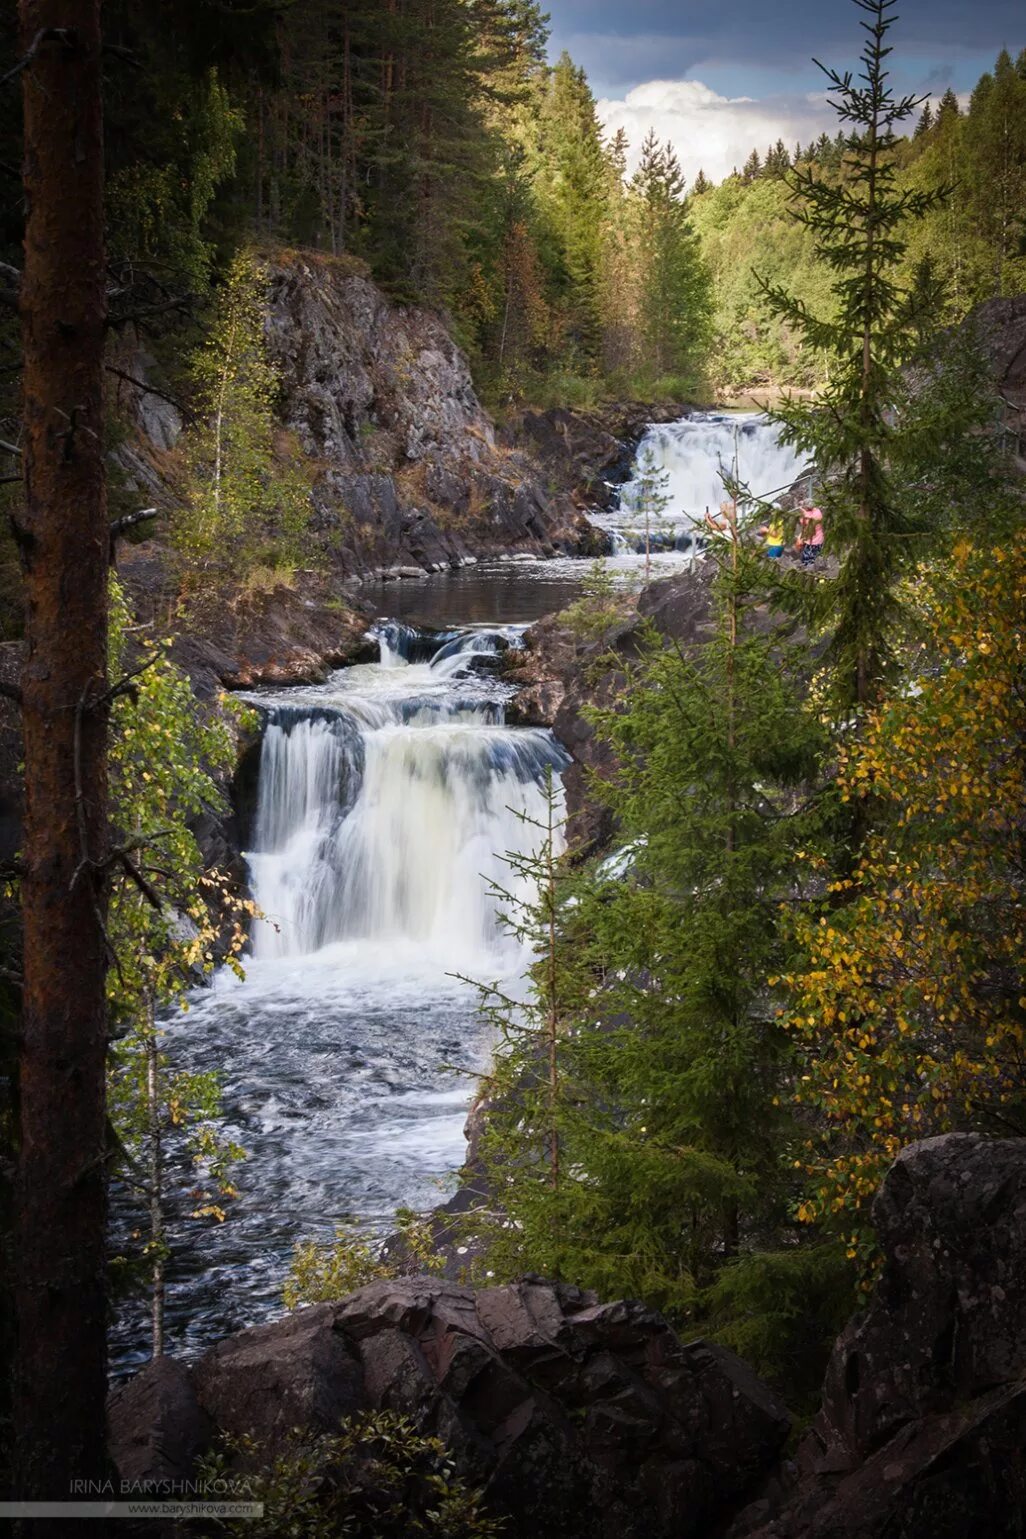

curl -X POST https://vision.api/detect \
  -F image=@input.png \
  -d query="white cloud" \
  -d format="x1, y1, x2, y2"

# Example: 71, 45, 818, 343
596, 79, 838, 186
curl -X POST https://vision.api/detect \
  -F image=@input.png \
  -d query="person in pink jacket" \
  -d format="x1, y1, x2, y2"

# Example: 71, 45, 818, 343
795, 505, 824, 566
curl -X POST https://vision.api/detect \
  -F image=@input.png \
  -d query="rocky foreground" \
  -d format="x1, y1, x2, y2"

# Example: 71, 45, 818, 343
110, 1133, 1026, 1538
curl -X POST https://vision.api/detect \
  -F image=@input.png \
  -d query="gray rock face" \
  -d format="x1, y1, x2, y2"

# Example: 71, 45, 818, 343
735, 1134, 1026, 1539
110, 1276, 789, 1539
264, 254, 589, 573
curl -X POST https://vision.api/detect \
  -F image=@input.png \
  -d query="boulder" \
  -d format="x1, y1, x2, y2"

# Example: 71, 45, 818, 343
734, 1133, 1026, 1539
108, 1355, 212, 1487
192, 1302, 365, 1450
263, 252, 590, 573
110, 1276, 789, 1539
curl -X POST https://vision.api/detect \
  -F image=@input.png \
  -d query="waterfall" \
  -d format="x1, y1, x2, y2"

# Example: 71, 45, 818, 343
245, 625, 566, 971
620, 411, 809, 523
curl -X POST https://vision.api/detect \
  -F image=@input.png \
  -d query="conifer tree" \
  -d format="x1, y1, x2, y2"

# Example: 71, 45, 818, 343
628, 445, 671, 579
759, 0, 948, 712
963, 50, 1026, 295
472, 524, 826, 1311
631, 133, 712, 381
532, 52, 608, 360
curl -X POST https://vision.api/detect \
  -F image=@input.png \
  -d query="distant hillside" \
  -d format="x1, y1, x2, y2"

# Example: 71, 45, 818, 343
692, 51, 1026, 391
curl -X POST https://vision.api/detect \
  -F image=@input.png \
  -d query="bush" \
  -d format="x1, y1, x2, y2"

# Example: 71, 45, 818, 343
198, 1411, 505, 1537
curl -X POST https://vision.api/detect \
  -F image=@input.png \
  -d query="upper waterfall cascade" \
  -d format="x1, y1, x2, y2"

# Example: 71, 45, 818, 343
595, 410, 810, 556
245, 625, 567, 968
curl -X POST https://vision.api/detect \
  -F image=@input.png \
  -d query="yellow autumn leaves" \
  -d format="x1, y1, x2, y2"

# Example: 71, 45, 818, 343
784, 530, 1026, 1263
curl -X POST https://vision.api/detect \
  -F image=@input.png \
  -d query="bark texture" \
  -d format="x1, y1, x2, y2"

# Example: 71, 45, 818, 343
14, 0, 110, 1512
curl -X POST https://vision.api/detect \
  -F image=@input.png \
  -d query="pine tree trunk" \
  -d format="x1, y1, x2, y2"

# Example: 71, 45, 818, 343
14, 0, 110, 1514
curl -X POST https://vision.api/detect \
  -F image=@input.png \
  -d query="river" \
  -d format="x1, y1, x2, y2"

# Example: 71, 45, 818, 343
110, 410, 806, 1372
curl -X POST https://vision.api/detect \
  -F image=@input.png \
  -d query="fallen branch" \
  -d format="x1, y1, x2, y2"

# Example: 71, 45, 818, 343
0, 26, 77, 90
105, 366, 194, 423
109, 507, 160, 554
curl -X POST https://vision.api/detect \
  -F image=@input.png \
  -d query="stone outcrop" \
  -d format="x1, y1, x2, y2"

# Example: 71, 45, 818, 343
499, 400, 694, 511
734, 1133, 1026, 1539
506, 564, 717, 854
264, 252, 591, 575
110, 1276, 790, 1539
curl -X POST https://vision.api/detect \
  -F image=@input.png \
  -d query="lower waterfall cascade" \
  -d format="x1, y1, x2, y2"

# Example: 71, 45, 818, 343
111, 623, 567, 1371
246, 626, 567, 969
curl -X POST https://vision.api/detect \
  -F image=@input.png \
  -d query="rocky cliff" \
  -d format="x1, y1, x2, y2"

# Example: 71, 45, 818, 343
108, 251, 612, 694
108, 1134, 1026, 1539
264, 251, 592, 578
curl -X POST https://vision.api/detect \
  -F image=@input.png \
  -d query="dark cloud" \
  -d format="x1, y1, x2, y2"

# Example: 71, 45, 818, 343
546, 0, 1021, 92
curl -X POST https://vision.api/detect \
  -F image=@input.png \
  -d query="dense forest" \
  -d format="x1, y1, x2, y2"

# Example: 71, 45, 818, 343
2, 3, 1024, 461
2, 0, 1026, 1534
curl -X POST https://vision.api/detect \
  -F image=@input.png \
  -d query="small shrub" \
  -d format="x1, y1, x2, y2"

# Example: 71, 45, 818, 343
197, 1411, 505, 1538
560, 561, 623, 643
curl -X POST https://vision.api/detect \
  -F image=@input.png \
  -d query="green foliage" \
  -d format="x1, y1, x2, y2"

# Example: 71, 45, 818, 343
704, 1243, 854, 1403
560, 562, 623, 643
178, 250, 311, 589
197, 1412, 504, 1538
470, 550, 828, 1320
691, 173, 835, 387
690, 44, 1026, 390
283, 1227, 391, 1309
104, 577, 254, 1334
106, 68, 243, 296
760, 0, 948, 711
630, 134, 713, 381
624, 447, 673, 577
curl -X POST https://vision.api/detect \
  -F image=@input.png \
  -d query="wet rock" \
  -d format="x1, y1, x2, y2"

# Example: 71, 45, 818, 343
499, 401, 693, 511
734, 1133, 1026, 1539
110, 1277, 789, 1539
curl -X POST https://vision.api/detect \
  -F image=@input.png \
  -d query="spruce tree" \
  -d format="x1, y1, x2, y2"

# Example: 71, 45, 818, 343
471, 527, 826, 1313
531, 52, 609, 361
631, 132, 713, 381
758, 0, 947, 712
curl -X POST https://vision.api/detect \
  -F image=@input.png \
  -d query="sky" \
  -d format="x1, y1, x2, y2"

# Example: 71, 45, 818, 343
543, 0, 1023, 183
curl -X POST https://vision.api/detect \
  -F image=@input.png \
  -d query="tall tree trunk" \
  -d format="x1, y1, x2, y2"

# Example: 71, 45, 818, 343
14, 0, 110, 1516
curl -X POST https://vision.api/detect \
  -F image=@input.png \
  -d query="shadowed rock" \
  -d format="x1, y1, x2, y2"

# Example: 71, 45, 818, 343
111, 1276, 789, 1539
733, 1134, 1026, 1539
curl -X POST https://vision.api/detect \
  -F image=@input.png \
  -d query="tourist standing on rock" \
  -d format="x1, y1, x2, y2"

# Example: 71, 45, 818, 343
795, 505, 824, 566
758, 515, 785, 558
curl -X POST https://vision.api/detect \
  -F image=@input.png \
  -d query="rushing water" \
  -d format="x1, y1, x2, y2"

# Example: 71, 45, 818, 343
112, 409, 800, 1370
592, 409, 809, 556
112, 625, 566, 1371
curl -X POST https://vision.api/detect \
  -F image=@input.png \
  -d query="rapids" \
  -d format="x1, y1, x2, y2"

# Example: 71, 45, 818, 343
110, 408, 801, 1370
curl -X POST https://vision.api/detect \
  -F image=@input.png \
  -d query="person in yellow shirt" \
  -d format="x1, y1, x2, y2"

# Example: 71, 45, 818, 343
757, 515, 785, 558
